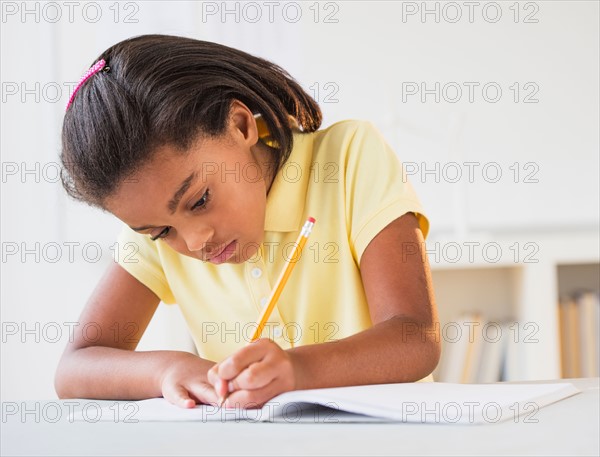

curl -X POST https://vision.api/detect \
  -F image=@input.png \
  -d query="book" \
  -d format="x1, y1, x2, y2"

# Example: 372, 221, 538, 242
461, 313, 484, 383
73, 382, 580, 425
558, 298, 570, 377
559, 296, 581, 377
576, 291, 600, 377
567, 297, 582, 377
437, 313, 506, 383
437, 313, 478, 383
476, 321, 508, 383
502, 322, 524, 382
558, 292, 600, 378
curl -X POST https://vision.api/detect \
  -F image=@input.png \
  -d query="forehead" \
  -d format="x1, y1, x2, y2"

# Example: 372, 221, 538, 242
136, 134, 232, 181
104, 137, 229, 216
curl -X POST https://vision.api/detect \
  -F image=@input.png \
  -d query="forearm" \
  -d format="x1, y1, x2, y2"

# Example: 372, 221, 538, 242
289, 316, 441, 391
55, 347, 214, 400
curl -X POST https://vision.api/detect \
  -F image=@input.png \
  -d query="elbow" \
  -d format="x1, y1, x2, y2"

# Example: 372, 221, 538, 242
54, 351, 77, 399
395, 317, 442, 382
403, 339, 440, 383
415, 319, 442, 380
421, 336, 442, 380
54, 362, 69, 399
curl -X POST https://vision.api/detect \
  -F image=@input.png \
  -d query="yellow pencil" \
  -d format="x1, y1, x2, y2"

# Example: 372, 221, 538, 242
218, 216, 316, 407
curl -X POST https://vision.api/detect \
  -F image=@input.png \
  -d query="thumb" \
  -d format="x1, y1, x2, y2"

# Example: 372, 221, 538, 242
162, 383, 196, 409
187, 381, 220, 406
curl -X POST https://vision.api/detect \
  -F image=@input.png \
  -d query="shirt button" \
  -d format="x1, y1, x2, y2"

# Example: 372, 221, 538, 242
274, 327, 283, 338
251, 268, 262, 278
260, 297, 268, 307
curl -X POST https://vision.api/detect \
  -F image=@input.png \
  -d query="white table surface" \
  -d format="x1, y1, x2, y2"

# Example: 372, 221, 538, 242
2, 378, 598, 456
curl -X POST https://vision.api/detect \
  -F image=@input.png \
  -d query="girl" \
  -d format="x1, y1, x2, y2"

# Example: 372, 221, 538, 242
55, 34, 440, 409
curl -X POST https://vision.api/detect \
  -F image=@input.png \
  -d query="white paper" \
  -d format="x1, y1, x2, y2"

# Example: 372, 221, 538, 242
71, 382, 580, 424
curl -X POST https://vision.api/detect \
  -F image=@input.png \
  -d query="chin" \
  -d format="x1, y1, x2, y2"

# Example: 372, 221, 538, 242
227, 255, 246, 264
241, 243, 262, 263
182, 252, 205, 261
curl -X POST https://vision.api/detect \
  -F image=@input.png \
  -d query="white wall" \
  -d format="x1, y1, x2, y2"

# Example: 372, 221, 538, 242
1, 1, 598, 399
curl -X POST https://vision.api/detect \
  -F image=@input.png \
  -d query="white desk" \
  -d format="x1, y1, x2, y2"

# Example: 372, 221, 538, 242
2, 378, 598, 456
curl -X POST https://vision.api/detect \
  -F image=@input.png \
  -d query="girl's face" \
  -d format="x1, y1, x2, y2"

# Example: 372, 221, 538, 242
104, 102, 275, 264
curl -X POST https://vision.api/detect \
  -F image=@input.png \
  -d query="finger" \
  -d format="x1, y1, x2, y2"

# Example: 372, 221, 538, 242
216, 338, 274, 380
216, 378, 229, 399
187, 381, 219, 406
223, 378, 285, 409
207, 365, 234, 402
206, 365, 221, 387
229, 358, 278, 391
162, 383, 196, 409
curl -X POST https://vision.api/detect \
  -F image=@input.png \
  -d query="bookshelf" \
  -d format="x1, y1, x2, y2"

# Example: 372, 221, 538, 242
429, 229, 599, 382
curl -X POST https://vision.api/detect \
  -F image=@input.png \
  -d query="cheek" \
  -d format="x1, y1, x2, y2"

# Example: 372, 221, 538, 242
229, 179, 267, 219
236, 185, 267, 248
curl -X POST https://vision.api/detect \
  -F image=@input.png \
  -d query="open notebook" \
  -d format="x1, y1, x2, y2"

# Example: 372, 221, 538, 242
75, 382, 579, 424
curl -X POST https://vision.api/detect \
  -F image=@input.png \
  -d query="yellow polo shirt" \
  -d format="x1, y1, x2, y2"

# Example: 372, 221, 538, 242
116, 119, 430, 368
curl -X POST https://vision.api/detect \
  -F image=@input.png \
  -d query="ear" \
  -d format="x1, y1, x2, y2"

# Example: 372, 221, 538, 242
228, 100, 259, 147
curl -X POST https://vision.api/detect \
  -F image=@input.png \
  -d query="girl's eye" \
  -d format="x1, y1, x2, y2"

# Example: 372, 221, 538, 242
149, 190, 210, 242
150, 227, 170, 241
191, 189, 211, 211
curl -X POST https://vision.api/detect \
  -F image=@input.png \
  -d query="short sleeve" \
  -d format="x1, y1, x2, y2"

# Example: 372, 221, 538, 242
344, 121, 430, 263
116, 225, 176, 304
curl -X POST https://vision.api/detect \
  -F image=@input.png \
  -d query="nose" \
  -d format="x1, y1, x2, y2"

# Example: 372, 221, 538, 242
182, 225, 215, 253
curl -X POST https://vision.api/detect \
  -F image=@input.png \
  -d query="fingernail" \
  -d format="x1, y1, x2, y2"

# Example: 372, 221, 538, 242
228, 381, 234, 392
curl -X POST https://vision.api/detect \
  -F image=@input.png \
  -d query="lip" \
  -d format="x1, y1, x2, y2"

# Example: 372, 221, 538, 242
206, 240, 237, 265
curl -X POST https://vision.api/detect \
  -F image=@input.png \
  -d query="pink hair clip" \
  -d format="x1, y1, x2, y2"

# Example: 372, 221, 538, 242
65, 59, 107, 111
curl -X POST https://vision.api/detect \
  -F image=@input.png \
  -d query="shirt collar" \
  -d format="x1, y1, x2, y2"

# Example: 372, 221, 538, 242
261, 123, 314, 233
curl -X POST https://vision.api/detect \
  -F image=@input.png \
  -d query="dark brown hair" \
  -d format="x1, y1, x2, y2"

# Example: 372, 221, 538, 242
61, 34, 322, 207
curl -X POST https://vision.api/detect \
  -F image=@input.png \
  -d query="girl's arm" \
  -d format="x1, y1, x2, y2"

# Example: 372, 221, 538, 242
54, 263, 218, 406
208, 212, 441, 406
289, 212, 441, 389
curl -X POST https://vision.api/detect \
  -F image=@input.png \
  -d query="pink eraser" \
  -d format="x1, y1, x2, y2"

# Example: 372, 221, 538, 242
308, 217, 316, 223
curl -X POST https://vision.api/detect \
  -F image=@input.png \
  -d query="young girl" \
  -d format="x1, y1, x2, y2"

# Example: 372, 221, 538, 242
55, 34, 440, 409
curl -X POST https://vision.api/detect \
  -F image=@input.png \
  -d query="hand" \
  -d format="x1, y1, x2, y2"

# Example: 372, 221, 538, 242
160, 352, 219, 408
207, 338, 297, 409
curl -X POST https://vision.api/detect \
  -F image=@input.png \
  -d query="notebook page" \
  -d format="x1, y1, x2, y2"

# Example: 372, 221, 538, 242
71, 382, 580, 424
269, 382, 580, 424
70, 398, 268, 422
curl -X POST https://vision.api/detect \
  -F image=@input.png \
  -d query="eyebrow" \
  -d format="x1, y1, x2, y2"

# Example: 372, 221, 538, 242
129, 171, 197, 232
